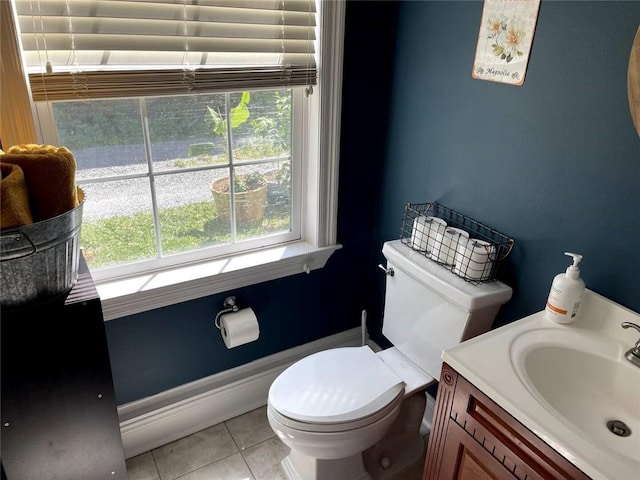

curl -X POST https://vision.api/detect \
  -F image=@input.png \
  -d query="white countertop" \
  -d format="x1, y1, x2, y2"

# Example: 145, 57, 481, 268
442, 289, 640, 480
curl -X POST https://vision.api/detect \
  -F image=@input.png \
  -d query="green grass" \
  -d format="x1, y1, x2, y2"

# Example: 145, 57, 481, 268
81, 200, 290, 269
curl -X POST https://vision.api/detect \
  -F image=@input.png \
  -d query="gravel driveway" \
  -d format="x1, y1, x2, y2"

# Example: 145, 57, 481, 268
73, 139, 273, 221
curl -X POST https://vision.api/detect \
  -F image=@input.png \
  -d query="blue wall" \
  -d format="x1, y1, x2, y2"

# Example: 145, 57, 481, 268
368, 0, 640, 339
105, 1, 640, 405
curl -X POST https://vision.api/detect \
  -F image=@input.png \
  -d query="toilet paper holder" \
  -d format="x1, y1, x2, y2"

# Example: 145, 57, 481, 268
214, 296, 239, 329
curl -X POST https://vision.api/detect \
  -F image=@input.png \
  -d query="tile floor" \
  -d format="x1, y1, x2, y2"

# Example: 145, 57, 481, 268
125, 406, 427, 480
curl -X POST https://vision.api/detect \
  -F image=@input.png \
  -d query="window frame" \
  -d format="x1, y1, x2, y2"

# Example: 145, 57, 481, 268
29, 0, 344, 320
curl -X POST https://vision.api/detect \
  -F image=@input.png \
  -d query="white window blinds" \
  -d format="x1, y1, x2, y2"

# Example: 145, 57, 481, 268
14, 0, 317, 101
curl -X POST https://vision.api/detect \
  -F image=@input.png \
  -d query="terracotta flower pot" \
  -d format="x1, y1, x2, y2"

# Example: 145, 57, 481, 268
210, 176, 267, 223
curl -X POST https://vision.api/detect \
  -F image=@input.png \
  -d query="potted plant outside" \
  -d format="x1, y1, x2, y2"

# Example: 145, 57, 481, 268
210, 171, 267, 223
207, 92, 268, 223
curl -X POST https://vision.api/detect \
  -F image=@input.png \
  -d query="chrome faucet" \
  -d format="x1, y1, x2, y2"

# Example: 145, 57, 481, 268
621, 322, 640, 367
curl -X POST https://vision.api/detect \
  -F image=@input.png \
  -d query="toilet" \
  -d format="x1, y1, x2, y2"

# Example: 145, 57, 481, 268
267, 239, 512, 480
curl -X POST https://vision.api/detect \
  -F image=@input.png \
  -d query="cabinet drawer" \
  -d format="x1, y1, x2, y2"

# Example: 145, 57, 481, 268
449, 366, 590, 480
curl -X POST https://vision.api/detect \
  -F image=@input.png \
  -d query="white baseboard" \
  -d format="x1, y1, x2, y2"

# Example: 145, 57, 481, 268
118, 327, 364, 459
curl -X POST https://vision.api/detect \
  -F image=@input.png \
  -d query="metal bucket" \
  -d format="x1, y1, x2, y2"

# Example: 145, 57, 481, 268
1, 188, 85, 309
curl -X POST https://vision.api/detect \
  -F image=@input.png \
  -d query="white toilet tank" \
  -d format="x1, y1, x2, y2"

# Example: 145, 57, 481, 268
381, 240, 512, 381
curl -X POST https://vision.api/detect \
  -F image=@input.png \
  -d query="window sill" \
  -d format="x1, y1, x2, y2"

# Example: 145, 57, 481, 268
95, 242, 342, 321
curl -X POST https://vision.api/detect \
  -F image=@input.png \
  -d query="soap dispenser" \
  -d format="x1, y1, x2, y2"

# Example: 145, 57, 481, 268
545, 252, 585, 324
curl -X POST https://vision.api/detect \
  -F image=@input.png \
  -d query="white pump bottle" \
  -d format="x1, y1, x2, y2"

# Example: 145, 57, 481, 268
545, 252, 585, 324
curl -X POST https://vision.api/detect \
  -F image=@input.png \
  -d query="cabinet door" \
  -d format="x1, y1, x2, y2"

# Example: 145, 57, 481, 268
450, 372, 590, 480
440, 420, 516, 480
424, 364, 592, 480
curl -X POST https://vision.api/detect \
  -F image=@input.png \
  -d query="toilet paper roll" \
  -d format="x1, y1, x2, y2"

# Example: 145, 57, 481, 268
411, 215, 447, 253
432, 227, 469, 265
219, 307, 260, 349
410, 215, 428, 251
453, 238, 496, 281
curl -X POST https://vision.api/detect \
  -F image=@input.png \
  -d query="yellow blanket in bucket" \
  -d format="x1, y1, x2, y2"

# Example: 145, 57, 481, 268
0, 162, 34, 228
1, 144, 78, 223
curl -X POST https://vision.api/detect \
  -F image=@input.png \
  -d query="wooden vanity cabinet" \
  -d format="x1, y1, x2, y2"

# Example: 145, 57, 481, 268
423, 363, 592, 480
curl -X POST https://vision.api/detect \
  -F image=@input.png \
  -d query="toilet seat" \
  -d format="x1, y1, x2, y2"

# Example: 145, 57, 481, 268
268, 346, 405, 427
268, 390, 404, 433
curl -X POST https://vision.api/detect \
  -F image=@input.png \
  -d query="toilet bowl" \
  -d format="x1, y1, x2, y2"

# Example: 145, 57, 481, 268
268, 345, 433, 480
267, 240, 513, 480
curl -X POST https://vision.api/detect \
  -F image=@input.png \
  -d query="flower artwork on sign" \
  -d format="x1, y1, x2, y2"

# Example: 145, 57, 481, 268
472, 0, 541, 86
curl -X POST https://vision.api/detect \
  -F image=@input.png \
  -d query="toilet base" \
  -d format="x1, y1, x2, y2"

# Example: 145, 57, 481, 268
276, 392, 428, 480
280, 449, 372, 480
362, 391, 428, 480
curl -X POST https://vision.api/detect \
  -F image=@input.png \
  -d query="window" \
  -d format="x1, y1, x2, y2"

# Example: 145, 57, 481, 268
38, 88, 300, 273
8, 0, 345, 319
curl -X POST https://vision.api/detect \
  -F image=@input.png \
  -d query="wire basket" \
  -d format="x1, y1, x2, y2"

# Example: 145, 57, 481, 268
400, 202, 514, 284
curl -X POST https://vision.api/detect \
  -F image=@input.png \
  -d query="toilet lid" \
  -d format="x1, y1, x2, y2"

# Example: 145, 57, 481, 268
268, 346, 405, 424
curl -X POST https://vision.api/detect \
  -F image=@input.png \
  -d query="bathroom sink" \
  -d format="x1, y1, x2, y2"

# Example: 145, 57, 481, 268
442, 289, 640, 480
509, 328, 640, 463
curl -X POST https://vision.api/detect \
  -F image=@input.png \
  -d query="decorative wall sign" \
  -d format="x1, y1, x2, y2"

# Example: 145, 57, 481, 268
472, 0, 541, 86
